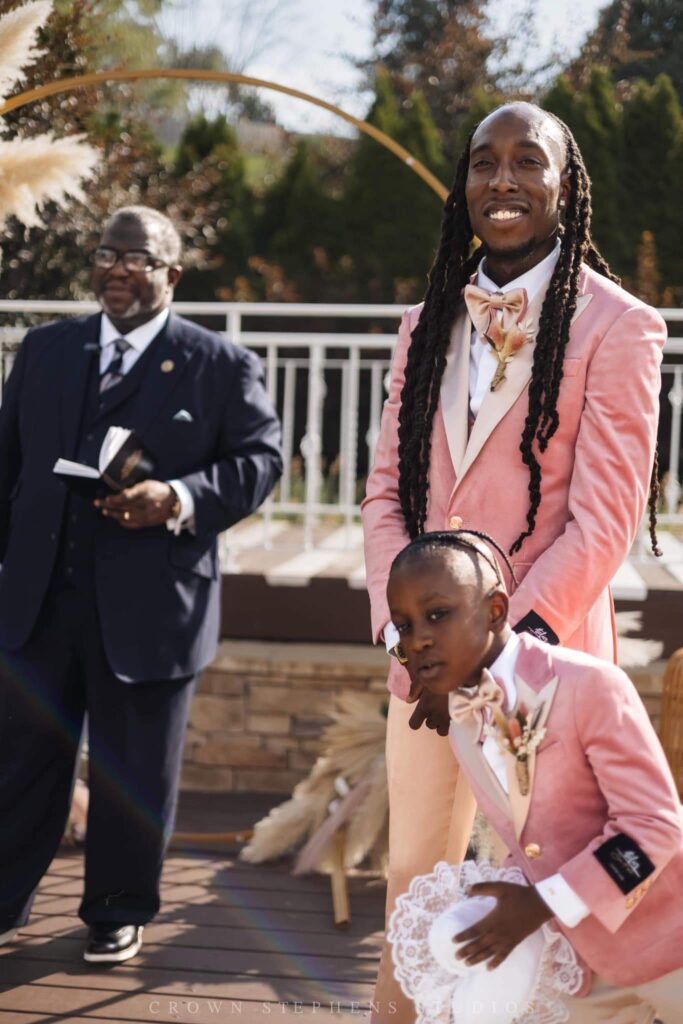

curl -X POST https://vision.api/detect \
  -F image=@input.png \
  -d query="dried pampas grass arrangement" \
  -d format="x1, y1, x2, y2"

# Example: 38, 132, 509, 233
0, 135, 98, 227
0, 0, 50, 97
241, 693, 389, 874
0, 1, 98, 230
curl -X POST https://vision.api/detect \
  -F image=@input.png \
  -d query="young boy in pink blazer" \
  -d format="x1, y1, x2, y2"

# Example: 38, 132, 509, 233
386, 528, 683, 1023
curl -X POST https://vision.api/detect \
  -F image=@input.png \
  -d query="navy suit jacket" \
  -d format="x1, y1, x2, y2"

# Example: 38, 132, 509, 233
0, 311, 283, 681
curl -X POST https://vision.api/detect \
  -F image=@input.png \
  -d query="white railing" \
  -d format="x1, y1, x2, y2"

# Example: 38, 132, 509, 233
0, 300, 681, 552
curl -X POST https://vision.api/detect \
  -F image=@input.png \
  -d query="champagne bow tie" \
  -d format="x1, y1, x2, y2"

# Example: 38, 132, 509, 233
448, 670, 505, 740
463, 284, 528, 336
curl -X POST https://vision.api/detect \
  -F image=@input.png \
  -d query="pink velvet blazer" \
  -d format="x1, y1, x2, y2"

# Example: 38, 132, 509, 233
361, 266, 666, 698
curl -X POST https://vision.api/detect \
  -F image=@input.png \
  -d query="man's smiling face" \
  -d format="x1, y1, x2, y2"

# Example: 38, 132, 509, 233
465, 104, 570, 266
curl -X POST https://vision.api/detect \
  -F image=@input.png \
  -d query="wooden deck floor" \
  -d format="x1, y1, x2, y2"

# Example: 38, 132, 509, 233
0, 794, 386, 1023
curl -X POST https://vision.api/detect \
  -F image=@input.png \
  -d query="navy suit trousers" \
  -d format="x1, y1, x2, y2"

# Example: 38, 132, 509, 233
0, 582, 195, 929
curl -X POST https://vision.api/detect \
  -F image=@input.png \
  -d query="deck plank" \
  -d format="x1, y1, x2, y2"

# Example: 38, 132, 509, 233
29, 897, 378, 935
0, 959, 376, 1002
3, 936, 378, 984
21, 917, 383, 958
34, 881, 384, 917
0, 796, 386, 1024
0, 986, 368, 1023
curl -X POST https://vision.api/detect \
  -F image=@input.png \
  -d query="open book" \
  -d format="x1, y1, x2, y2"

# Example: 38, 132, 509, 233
53, 427, 156, 497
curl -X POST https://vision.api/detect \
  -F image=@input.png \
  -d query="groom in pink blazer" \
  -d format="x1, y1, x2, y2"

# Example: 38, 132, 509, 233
361, 102, 667, 1020
386, 530, 683, 1022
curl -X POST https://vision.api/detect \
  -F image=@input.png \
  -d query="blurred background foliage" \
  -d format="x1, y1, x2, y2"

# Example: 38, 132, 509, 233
0, 0, 680, 306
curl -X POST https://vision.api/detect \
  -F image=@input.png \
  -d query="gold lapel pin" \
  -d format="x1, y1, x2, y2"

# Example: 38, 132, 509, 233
161, 359, 175, 373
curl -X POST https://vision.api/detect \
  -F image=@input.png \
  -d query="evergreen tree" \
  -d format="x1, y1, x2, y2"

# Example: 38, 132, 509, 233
365, 0, 498, 158
635, 230, 661, 305
621, 74, 683, 290
542, 69, 623, 270
577, 0, 683, 102
453, 86, 504, 156
255, 140, 344, 301
542, 68, 683, 299
574, 69, 623, 269
341, 71, 445, 302
542, 75, 578, 127
172, 115, 254, 298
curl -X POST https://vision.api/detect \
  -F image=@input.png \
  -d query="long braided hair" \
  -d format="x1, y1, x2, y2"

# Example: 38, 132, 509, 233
397, 106, 661, 556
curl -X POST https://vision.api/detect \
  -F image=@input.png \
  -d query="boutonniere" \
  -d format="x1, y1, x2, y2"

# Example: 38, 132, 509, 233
484, 316, 535, 391
483, 702, 546, 796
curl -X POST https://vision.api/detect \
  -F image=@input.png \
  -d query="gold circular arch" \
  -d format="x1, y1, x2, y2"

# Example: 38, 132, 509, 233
0, 68, 449, 201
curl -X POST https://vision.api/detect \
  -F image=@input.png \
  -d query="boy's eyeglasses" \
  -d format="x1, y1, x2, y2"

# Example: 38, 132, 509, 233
91, 247, 169, 273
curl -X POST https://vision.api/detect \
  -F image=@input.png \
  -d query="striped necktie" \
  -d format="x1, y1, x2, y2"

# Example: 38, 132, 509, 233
100, 337, 131, 392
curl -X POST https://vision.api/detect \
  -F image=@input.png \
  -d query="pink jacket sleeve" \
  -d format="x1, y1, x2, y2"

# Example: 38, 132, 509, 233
559, 665, 683, 933
361, 309, 414, 644
508, 304, 666, 640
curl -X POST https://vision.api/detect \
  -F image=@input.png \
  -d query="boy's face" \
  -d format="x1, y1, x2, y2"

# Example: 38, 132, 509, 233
387, 553, 507, 696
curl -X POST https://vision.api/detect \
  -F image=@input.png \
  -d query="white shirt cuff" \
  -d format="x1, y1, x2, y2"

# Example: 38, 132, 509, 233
384, 621, 400, 655
166, 479, 195, 535
536, 874, 590, 928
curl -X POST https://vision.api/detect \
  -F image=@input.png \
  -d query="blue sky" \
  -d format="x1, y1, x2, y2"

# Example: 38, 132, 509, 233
159, 0, 606, 133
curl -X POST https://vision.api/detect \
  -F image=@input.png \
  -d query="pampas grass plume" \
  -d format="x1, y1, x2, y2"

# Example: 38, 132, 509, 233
241, 694, 388, 869
0, 135, 99, 228
0, 0, 53, 100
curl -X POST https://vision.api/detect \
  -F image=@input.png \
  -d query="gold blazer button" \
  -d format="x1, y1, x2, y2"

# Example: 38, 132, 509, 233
449, 515, 463, 530
524, 842, 542, 859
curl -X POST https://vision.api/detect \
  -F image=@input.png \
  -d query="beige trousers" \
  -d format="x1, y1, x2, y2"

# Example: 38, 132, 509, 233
562, 968, 683, 1023
372, 696, 477, 1024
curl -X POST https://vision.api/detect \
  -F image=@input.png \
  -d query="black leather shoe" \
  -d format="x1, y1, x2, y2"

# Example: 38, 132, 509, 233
83, 924, 143, 963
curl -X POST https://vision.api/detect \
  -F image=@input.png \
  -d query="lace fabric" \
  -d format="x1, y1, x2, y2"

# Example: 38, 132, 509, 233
387, 860, 584, 1024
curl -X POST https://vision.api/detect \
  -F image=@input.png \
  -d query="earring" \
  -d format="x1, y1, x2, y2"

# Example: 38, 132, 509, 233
393, 642, 408, 665
559, 199, 566, 208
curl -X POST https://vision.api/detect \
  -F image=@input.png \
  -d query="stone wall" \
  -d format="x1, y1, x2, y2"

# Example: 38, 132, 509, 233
181, 641, 667, 795
181, 640, 388, 794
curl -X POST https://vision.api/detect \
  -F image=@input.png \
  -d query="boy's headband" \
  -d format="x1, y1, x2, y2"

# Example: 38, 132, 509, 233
391, 528, 518, 589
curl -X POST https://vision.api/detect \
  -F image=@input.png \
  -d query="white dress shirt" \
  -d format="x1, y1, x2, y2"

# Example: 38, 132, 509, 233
478, 631, 589, 928
99, 309, 194, 533
469, 241, 561, 416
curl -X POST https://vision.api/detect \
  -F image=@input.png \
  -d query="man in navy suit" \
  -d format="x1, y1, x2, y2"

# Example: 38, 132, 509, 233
0, 205, 282, 962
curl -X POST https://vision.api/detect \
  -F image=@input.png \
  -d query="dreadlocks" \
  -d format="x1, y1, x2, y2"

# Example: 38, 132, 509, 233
397, 106, 661, 556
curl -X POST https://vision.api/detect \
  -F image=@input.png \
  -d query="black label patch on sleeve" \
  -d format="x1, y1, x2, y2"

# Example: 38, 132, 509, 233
593, 833, 655, 894
513, 611, 559, 646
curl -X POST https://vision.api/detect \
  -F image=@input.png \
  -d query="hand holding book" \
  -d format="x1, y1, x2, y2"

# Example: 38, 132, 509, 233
53, 427, 155, 497
53, 427, 177, 529
95, 479, 178, 529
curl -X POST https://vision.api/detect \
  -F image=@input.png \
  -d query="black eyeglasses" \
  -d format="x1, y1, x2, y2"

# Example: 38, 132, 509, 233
91, 247, 169, 273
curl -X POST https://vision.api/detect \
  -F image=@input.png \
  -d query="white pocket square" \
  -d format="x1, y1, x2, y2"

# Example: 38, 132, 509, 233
173, 409, 194, 422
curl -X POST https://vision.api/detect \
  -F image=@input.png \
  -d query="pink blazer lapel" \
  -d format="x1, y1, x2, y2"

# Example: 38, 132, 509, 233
505, 636, 560, 839
439, 307, 471, 475
505, 674, 559, 839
